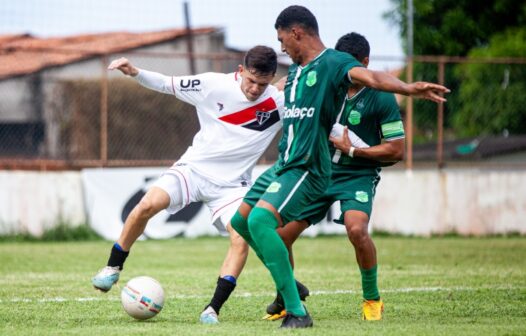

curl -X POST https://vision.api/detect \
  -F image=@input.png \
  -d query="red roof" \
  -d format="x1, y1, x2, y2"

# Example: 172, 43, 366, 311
0, 27, 217, 80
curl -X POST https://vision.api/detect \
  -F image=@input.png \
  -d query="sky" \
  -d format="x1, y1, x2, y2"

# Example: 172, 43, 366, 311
0, 0, 404, 70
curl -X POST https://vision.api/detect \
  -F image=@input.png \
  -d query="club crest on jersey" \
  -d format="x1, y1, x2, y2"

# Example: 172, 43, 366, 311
349, 110, 361, 125
266, 182, 281, 193
355, 191, 369, 203
306, 71, 317, 87
256, 110, 271, 125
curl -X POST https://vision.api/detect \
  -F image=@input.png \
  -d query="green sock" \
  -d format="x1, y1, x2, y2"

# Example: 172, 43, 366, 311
230, 211, 265, 262
248, 207, 305, 316
360, 265, 380, 300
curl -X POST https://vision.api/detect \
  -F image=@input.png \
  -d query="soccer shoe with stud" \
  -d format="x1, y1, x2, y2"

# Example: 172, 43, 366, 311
362, 299, 384, 321
280, 310, 313, 329
199, 306, 219, 325
262, 280, 310, 320
92, 266, 120, 292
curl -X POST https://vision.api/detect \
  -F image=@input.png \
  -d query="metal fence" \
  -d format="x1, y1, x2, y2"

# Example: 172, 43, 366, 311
0, 50, 525, 170
405, 56, 526, 169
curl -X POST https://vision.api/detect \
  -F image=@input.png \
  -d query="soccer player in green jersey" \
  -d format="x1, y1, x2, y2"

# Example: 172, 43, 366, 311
231, 6, 449, 328
263, 32, 405, 323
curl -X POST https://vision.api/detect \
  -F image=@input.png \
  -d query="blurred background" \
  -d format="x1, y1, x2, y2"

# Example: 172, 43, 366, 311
1, 0, 525, 169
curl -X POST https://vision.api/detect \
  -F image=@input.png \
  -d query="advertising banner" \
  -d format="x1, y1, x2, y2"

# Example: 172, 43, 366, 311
82, 166, 346, 240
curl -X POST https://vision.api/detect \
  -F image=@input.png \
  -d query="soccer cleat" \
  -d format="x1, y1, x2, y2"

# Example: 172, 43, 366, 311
280, 310, 313, 328
262, 309, 286, 321
263, 279, 310, 320
362, 299, 384, 321
199, 306, 219, 324
92, 266, 120, 292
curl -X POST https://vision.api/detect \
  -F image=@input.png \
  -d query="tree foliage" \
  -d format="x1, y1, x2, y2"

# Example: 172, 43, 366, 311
453, 27, 526, 136
384, 0, 526, 56
384, 0, 526, 139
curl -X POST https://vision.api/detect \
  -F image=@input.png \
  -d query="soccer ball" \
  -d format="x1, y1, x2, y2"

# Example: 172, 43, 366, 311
121, 276, 165, 320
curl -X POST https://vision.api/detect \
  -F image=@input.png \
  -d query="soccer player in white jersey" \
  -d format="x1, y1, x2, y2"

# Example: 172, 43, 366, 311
91, 46, 301, 323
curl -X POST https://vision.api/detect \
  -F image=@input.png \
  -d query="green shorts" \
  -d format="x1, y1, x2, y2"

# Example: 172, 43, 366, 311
300, 169, 380, 225
244, 164, 329, 225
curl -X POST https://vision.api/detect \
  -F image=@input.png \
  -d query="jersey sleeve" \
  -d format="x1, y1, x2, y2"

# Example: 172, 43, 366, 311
135, 70, 216, 106
376, 92, 405, 141
172, 72, 217, 106
330, 50, 363, 88
134, 69, 175, 95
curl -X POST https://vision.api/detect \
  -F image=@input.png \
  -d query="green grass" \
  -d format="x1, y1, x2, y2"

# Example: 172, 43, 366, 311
0, 236, 525, 335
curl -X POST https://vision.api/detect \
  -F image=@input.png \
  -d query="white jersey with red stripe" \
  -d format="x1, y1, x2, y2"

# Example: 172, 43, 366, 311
135, 69, 284, 187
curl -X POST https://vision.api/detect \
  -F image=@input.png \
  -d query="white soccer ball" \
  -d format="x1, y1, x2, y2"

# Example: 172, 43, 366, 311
121, 276, 165, 320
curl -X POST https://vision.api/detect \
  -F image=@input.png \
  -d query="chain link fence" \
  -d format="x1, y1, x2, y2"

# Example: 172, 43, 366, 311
406, 56, 526, 168
0, 50, 525, 169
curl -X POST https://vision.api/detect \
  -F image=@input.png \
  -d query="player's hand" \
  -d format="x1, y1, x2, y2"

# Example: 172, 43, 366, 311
107, 57, 139, 77
329, 126, 352, 153
407, 82, 450, 103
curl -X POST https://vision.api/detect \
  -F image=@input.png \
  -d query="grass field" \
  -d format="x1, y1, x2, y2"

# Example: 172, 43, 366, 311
1, 236, 525, 335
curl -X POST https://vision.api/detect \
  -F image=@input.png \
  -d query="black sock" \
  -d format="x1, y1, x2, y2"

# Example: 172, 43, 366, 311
208, 276, 236, 314
107, 243, 129, 270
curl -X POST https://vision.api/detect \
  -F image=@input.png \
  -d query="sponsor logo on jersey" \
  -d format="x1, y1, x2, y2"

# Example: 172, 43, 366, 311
306, 71, 317, 87
349, 110, 361, 125
180, 79, 201, 92
218, 97, 280, 131
357, 99, 365, 109
217, 102, 224, 111
355, 191, 369, 203
266, 182, 281, 193
284, 105, 315, 119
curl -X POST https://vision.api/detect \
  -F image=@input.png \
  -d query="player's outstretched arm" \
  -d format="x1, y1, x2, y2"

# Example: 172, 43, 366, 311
108, 57, 139, 77
109, 58, 175, 96
348, 67, 450, 103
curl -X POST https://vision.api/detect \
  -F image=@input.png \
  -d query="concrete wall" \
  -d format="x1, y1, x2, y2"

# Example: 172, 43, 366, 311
0, 168, 524, 237
0, 171, 86, 236
371, 169, 526, 235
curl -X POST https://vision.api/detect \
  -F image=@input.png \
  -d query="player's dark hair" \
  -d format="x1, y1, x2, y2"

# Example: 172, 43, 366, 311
335, 32, 370, 62
274, 5, 319, 36
244, 45, 277, 76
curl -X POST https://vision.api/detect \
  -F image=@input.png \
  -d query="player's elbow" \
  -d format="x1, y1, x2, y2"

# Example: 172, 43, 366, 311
393, 150, 404, 162
387, 144, 405, 162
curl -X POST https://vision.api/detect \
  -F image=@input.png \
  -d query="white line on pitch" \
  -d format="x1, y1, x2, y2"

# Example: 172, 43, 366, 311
1, 285, 522, 303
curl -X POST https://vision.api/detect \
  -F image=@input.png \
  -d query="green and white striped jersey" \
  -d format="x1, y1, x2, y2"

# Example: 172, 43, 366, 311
276, 48, 362, 178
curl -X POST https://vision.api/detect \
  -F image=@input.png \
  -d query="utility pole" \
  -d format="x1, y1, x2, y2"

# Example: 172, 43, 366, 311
406, 0, 414, 170
183, 1, 196, 74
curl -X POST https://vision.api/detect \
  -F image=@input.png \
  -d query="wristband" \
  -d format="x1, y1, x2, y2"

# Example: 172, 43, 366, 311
348, 146, 355, 158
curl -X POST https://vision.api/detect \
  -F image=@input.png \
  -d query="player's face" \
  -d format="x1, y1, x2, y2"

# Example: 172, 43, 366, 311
277, 27, 301, 64
239, 65, 274, 101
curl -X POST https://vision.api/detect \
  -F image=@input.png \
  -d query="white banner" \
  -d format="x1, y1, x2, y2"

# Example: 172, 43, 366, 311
81, 166, 346, 241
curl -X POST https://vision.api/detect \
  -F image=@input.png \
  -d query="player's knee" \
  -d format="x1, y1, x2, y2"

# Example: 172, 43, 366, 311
230, 211, 248, 235
133, 198, 158, 219
278, 220, 307, 248
247, 207, 277, 240
346, 221, 369, 245
229, 228, 249, 254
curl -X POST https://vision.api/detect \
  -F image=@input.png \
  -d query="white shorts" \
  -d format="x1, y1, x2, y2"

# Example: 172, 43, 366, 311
152, 164, 249, 235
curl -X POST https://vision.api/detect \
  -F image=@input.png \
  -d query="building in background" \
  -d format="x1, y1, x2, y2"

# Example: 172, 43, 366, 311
0, 28, 251, 162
